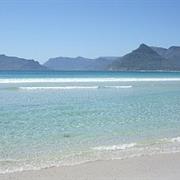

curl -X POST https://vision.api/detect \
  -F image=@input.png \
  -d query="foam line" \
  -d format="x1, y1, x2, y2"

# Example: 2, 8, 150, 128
1, 77, 180, 83
92, 143, 137, 151
19, 86, 99, 90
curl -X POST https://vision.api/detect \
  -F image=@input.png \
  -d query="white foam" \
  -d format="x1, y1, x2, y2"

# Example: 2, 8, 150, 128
161, 136, 180, 143
18, 85, 133, 90
92, 143, 136, 151
170, 137, 180, 143
103, 85, 132, 89
19, 86, 99, 90
1, 77, 180, 83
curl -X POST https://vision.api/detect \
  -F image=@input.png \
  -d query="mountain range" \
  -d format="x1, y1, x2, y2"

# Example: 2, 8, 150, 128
0, 44, 180, 71
0, 55, 46, 70
44, 56, 116, 71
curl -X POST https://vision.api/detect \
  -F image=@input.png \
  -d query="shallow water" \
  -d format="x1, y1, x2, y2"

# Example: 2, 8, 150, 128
0, 71, 180, 173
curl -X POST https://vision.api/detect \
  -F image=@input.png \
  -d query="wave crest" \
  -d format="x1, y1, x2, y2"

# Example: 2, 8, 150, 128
18, 85, 132, 90
1, 77, 180, 83
170, 137, 180, 143
92, 143, 137, 151
19, 86, 99, 90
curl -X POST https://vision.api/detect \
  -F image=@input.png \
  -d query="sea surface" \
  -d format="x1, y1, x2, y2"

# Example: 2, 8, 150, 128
0, 71, 180, 173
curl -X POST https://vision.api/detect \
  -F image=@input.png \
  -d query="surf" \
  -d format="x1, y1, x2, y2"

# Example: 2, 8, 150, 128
1, 77, 180, 83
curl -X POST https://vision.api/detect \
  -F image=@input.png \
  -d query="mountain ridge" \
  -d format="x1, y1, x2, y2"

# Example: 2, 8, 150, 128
0, 54, 47, 70
44, 56, 116, 71
1, 43, 180, 71
109, 44, 167, 71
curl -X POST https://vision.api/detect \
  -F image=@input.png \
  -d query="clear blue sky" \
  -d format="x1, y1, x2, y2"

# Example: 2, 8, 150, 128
0, 0, 180, 63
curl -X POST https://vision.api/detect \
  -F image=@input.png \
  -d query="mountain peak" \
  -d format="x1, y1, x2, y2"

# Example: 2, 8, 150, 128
109, 43, 166, 71
75, 56, 86, 59
138, 43, 153, 51
139, 43, 149, 48
133, 43, 157, 55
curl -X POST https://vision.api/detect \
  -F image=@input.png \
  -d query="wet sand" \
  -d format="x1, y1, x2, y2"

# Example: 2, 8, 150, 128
1, 152, 180, 180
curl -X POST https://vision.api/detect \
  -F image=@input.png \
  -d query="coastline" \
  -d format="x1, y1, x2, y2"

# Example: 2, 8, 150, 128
1, 152, 180, 180
1, 71, 180, 179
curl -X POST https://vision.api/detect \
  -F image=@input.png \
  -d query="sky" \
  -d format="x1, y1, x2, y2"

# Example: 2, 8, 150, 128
0, 0, 180, 63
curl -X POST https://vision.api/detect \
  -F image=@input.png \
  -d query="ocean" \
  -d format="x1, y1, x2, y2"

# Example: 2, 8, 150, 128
0, 71, 180, 173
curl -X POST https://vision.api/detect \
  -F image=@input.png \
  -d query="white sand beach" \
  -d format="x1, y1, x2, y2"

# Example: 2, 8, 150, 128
1, 152, 180, 180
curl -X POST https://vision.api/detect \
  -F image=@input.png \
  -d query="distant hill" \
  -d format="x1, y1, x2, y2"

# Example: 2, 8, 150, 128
150, 46, 168, 57
152, 46, 180, 70
1, 44, 180, 71
109, 44, 167, 71
152, 46, 180, 60
44, 56, 116, 71
0, 54, 47, 70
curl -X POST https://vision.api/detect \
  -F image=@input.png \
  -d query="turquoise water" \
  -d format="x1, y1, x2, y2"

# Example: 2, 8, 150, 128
0, 71, 180, 173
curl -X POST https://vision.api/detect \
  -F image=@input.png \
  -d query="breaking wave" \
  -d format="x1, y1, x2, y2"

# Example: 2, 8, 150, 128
1, 77, 180, 83
19, 86, 99, 90
18, 85, 132, 90
92, 143, 137, 151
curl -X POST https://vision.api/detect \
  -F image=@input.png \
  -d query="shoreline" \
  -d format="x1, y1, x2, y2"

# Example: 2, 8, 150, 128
1, 152, 180, 180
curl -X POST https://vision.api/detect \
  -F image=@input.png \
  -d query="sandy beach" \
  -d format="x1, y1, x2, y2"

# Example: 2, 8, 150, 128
1, 152, 180, 180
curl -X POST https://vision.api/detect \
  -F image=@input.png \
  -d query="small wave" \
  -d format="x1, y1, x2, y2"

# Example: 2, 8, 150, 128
0, 164, 49, 175
103, 85, 132, 89
1, 137, 180, 174
18, 86, 132, 90
170, 137, 180, 143
1, 77, 180, 83
92, 143, 137, 151
19, 86, 99, 90
153, 136, 180, 144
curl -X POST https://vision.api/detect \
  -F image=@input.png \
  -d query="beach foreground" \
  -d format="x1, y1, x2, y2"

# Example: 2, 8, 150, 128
1, 152, 180, 180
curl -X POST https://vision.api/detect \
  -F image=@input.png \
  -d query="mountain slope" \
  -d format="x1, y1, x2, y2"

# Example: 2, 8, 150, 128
0, 55, 47, 70
152, 46, 180, 70
109, 44, 167, 71
152, 46, 180, 59
44, 56, 115, 71
1, 44, 180, 71
165, 46, 180, 60
151, 46, 168, 57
